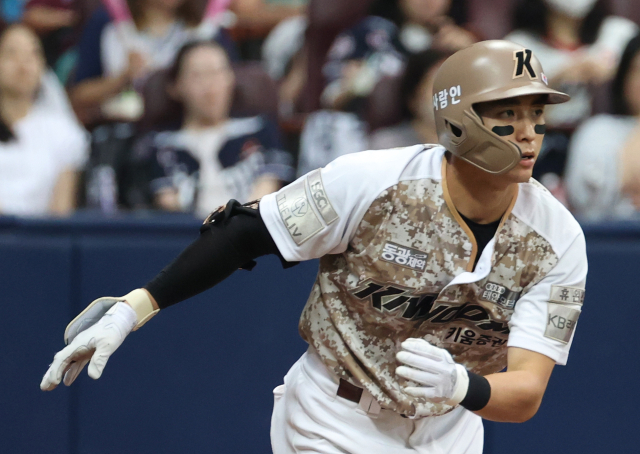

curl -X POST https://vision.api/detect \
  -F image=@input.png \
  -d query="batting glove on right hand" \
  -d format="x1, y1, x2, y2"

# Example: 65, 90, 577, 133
40, 302, 137, 391
396, 338, 469, 406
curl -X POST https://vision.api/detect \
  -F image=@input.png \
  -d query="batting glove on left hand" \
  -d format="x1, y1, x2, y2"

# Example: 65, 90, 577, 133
396, 338, 469, 406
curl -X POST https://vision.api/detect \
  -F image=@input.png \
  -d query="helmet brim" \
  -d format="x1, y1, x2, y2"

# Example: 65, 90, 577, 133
474, 84, 570, 105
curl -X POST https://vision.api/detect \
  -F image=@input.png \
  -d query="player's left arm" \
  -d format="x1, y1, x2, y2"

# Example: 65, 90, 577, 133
474, 347, 554, 422
397, 231, 587, 422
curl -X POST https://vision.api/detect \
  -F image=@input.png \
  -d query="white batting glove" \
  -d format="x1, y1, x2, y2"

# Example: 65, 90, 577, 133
396, 338, 470, 406
40, 302, 137, 391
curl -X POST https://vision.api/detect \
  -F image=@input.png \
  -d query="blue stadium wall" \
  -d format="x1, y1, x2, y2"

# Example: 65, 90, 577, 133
1, 214, 638, 454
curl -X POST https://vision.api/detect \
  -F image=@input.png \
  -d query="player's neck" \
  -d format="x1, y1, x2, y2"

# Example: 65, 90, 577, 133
445, 158, 518, 224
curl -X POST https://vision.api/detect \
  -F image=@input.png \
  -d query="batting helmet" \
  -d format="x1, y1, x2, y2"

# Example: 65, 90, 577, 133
432, 40, 570, 174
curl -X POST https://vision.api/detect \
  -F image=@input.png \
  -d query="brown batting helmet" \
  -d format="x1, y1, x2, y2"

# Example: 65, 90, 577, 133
432, 40, 570, 174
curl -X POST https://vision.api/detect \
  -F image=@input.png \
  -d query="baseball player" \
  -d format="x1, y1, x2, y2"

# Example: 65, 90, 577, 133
41, 40, 587, 454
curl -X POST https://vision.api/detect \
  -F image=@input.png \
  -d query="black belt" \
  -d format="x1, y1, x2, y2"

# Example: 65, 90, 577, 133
337, 379, 364, 403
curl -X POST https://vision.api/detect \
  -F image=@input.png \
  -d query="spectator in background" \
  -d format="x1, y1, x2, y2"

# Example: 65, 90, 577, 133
134, 41, 293, 217
321, 0, 473, 114
0, 24, 88, 217
297, 16, 404, 176
370, 0, 474, 55
262, 14, 307, 120
22, 0, 81, 76
505, 0, 638, 192
369, 48, 448, 150
565, 33, 640, 220
507, 0, 637, 129
298, 0, 474, 176
231, 0, 306, 31
70, 0, 237, 124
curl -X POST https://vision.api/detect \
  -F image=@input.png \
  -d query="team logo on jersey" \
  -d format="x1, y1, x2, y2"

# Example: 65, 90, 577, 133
512, 49, 537, 80
350, 279, 509, 333
380, 242, 427, 271
479, 282, 521, 309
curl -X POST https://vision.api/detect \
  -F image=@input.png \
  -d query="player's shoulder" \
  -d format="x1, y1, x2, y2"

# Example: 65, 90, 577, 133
323, 144, 444, 181
513, 178, 584, 257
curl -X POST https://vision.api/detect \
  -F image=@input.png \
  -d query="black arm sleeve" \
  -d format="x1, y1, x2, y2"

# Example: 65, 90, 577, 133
144, 201, 294, 309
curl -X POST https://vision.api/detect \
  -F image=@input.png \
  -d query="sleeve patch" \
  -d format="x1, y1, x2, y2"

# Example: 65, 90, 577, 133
308, 169, 339, 225
545, 303, 580, 344
276, 178, 323, 245
549, 285, 585, 306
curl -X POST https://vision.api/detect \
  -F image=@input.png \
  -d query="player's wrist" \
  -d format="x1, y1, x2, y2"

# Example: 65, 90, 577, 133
459, 371, 492, 411
447, 364, 470, 406
447, 365, 491, 411
103, 301, 138, 334
122, 288, 160, 330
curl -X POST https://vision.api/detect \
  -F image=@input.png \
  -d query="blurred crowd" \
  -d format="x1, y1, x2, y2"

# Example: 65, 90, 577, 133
0, 0, 639, 221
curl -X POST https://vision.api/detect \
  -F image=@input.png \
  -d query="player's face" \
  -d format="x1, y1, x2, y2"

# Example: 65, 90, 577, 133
474, 94, 547, 183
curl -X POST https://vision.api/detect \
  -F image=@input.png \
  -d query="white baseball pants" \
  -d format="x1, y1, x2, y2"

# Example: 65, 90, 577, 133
270, 348, 484, 454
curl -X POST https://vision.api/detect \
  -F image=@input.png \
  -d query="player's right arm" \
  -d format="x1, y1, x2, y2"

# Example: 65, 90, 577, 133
40, 200, 283, 391
41, 146, 425, 391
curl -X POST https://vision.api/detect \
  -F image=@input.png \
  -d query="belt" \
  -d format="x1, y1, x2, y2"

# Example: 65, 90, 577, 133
337, 379, 364, 403
337, 379, 406, 418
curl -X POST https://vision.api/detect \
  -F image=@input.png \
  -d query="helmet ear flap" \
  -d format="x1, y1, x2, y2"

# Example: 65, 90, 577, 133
458, 110, 522, 174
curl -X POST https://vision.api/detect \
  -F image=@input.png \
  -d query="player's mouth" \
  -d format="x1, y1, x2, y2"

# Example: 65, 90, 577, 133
519, 152, 536, 168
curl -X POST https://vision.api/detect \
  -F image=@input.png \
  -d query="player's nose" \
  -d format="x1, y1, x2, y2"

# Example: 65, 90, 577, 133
514, 118, 536, 143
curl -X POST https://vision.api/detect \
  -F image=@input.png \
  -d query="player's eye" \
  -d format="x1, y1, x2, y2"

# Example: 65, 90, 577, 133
497, 109, 515, 119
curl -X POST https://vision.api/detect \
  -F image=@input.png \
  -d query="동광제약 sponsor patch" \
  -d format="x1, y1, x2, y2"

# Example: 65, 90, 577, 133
380, 242, 427, 271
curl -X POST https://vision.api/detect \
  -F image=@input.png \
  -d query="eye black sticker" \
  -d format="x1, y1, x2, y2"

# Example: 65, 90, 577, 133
534, 124, 546, 134
492, 125, 514, 136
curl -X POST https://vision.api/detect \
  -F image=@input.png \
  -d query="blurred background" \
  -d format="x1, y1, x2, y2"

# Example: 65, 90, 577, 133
1, 0, 639, 452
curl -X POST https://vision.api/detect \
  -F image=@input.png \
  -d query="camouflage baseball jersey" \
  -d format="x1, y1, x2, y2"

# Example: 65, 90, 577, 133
260, 145, 587, 418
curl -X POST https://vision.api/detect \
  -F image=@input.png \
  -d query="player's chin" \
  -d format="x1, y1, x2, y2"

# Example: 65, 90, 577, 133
505, 166, 534, 183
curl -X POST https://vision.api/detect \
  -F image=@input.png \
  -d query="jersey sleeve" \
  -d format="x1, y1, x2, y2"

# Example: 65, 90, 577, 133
259, 145, 426, 262
507, 232, 587, 365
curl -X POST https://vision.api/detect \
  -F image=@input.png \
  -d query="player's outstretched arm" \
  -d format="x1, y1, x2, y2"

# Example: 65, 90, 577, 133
41, 201, 288, 391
